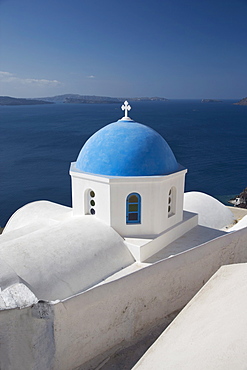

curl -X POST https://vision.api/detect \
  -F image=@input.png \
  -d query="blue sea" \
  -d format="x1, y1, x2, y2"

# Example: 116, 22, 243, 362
1, 100, 247, 227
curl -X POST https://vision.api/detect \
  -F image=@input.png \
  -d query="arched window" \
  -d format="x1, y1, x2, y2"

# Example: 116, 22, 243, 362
84, 189, 96, 215
168, 187, 176, 217
126, 193, 141, 224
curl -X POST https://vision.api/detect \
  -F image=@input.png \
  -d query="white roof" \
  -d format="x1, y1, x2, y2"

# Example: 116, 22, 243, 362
0, 201, 134, 303
133, 263, 247, 369
184, 191, 234, 229
3, 200, 72, 234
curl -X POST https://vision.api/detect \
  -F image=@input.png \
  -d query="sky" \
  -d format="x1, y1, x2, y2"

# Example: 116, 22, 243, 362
0, 0, 247, 99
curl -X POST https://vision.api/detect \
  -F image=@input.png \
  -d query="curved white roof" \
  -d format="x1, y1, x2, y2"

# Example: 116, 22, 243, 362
3, 200, 72, 234
0, 203, 134, 302
184, 192, 234, 229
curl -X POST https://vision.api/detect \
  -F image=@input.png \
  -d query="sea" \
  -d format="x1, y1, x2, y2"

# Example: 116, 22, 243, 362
1, 99, 247, 227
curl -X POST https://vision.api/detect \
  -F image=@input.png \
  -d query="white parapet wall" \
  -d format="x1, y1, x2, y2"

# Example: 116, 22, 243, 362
125, 211, 198, 262
1, 227, 247, 370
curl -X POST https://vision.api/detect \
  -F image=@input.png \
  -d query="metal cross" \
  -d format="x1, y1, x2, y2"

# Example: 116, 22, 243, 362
121, 101, 131, 119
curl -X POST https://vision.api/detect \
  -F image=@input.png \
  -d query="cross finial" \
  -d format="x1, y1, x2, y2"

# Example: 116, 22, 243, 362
121, 101, 131, 119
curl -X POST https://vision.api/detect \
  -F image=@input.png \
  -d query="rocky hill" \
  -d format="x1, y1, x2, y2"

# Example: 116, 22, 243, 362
0, 96, 53, 106
201, 99, 222, 103
229, 187, 247, 208
38, 94, 168, 104
234, 97, 247, 105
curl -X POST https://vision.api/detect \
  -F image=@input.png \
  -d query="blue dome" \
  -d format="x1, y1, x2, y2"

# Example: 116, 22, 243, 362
75, 119, 178, 177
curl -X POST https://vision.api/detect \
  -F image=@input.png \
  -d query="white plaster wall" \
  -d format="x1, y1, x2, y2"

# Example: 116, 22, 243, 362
127, 211, 198, 262
52, 227, 247, 369
110, 170, 186, 237
0, 303, 56, 370
70, 168, 111, 225
1, 227, 247, 370
133, 263, 247, 370
71, 165, 186, 237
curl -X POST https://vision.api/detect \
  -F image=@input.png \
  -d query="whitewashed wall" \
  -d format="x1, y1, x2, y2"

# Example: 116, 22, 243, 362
52, 227, 247, 369
110, 170, 186, 237
71, 164, 187, 237
70, 165, 111, 224
0, 302, 55, 370
1, 227, 247, 370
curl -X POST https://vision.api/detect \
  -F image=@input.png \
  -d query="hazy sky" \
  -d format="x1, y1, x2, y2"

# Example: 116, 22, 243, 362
1, 0, 247, 99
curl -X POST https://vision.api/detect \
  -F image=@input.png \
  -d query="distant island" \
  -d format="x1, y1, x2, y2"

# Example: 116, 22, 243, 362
0, 95, 168, 105
201, 99, 222, 103
234, 97, 247, 106
38, 94, 168, 104
0, 96, 54, 106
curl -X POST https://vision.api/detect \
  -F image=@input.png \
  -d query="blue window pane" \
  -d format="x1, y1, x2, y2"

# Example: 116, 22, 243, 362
129, 213, 138, 221
129, 204, 138, 212
126, 193, 141, 224
129, 195, 138, 203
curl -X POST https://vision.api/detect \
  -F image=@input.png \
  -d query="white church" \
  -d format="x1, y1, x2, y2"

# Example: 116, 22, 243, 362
1, 102, 247, 370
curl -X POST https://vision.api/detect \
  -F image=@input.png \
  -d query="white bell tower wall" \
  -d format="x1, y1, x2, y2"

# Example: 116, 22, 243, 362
70, 163, 187, 238
70, 163, 111, 225
109, 168, 187, 237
